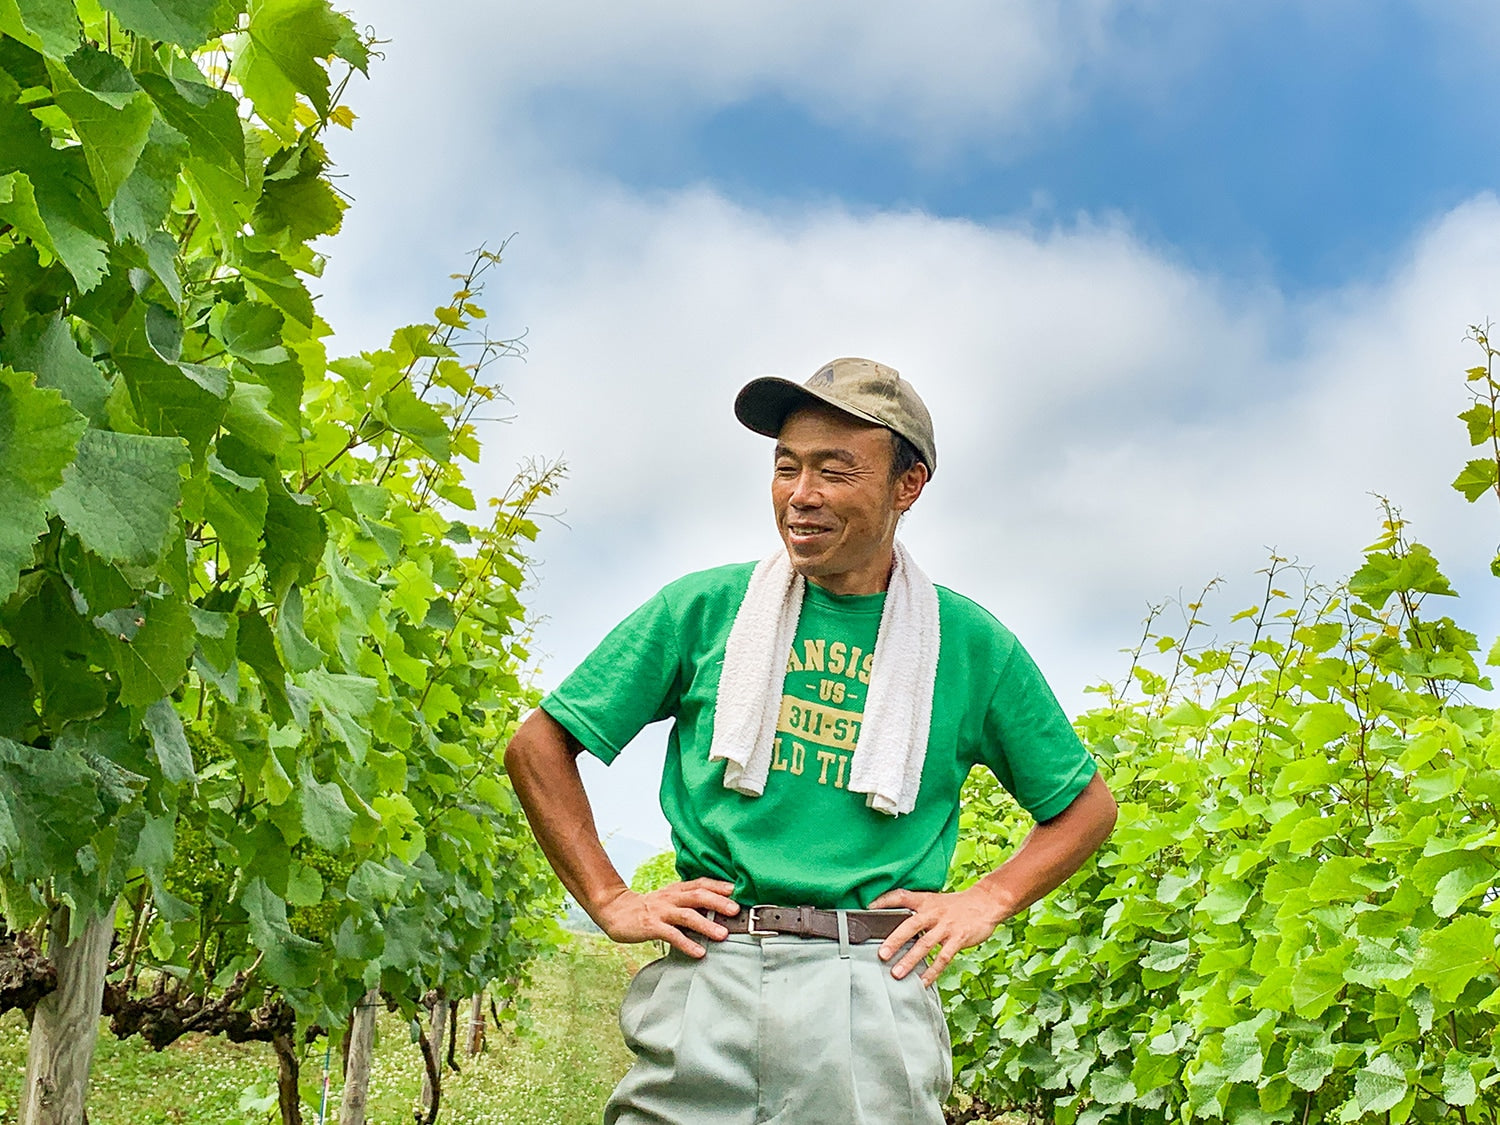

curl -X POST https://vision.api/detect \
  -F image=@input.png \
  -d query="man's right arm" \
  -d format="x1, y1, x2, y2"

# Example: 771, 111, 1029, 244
503, 708, 740, 957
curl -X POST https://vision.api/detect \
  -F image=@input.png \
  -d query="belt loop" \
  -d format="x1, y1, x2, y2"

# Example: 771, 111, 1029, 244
836, 910, 851, 959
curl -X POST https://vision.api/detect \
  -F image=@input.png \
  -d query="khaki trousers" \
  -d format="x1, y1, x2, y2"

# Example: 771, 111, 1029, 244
605, 932, 952, 1124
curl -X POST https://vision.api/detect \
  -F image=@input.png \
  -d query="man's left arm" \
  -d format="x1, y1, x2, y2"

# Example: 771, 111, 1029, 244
870, 772, 1118, 986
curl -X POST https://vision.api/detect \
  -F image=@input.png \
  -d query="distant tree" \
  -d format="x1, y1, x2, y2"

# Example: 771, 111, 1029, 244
629, 851, 680, 895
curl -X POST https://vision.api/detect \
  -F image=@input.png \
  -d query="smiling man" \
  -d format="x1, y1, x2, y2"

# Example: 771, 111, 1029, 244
505, 357, 1118, 1124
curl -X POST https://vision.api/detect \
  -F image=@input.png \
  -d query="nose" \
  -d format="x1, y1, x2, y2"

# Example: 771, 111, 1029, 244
788, 468, 822, 509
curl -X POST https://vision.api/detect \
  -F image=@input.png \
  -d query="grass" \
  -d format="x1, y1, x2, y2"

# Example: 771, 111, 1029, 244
0, 935, 642, 1125
0, 936, 1024, 1124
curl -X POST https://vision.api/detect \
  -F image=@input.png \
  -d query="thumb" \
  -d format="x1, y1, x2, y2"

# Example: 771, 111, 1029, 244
869, 889, 914, 911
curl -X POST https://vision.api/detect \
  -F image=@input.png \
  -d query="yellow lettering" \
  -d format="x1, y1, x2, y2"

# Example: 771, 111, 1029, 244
786, 647, 804, 673
771, 737, 789, 772
827, 641, 847, 675
844, 646, 862, 680
790, 740, 806, 776
776, 696, 863, 751
817, 678, 846, 704
802, 639, 825, 672
834, 753, 849, 789
816, 749, 837, 785
859, 652, 874, 685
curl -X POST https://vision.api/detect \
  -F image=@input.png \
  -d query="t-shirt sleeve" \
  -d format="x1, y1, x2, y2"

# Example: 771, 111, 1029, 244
981, 640, 1096, 822
539, 590, 683, 764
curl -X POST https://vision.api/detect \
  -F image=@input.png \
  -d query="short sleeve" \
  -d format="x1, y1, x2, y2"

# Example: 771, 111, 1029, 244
981, 641, 1096, 822
540, 590, 683, 764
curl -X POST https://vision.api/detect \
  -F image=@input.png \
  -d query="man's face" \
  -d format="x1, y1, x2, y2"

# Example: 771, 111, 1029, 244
772, 405, 927, 595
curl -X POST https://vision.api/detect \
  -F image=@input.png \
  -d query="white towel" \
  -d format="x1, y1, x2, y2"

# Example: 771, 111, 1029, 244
708, 540, 940, 816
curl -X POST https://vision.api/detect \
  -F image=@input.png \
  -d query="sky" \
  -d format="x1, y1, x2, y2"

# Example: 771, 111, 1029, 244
317, 1, 1500, 860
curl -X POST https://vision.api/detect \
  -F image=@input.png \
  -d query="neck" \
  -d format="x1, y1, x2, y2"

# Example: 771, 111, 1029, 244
803, 544, 896, 597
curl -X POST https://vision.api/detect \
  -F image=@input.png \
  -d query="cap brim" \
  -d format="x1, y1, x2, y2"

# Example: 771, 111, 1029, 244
734, 376, 890, 440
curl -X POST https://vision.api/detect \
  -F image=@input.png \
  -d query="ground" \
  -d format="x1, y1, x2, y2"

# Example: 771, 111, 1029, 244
0, 936, 639, 1125
0, 936, 1023, 1124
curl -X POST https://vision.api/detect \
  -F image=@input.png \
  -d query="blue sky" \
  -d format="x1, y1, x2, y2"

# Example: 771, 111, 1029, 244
323, 1, 1500, 853
531, 3, 1498, 293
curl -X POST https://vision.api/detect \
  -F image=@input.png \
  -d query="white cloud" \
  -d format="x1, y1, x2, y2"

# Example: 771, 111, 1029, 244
322, 177, 1500, 846
341, 0, 1197, 153
314, 3, 1500, 848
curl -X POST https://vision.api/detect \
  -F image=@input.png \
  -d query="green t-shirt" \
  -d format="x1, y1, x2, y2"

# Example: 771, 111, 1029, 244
542, 562, 1095, 910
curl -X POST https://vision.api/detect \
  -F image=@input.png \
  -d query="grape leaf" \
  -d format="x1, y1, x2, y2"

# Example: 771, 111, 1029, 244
1285, 1042, 1334, 1092
0, 172, 54, 260
253, 161, 344, 240
218, 434, 324, 598
204, 452, 268, 576
112, 300, 227, 459
102, 592, 195, 708
274, 586, 322, 673
1291, 945, 1350, 1018
0, 0, 81, 60
1442, 1051, 1478, 1107
0, 366, 87, 602
142, 697, 194, 784
52, 428, 189, 566
222, 379, 288, 454
1141, 939, 1190, 973
296, 757, 353, 851
1413, 914, 1498, 1002
137, 70, 246, 176
323, 538, 381, 623
1354, 1054, 1407, 1115
381, 386, 450, 462
298, 668, 376, 761
108, 118, 187, 246
211, 300, 287, 364
240, 877, 320, 989
230, 0, 355, 132
236, 606, 292, 726
1451, 459, 1498, 503
1196, 879, 1252, 925
237, 246, 314, 326
181, 155, 258, 245
98, 0, 239, 49
0, 70, 112, 290
1431, 858, 1492, 918
0, 735, 103, 883
47, 48, 155, 208
0, 314, 111, 423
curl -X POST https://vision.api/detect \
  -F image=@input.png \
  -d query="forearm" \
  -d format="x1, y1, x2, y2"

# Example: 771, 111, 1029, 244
503, 709, 629, 922
972, 772, 1118, 921
504, 708, 739, 957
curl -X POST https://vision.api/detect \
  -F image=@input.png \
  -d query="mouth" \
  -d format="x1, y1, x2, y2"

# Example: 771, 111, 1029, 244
785, 522, 836, 547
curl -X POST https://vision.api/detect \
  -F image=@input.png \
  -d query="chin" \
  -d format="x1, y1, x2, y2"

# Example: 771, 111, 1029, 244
780, 543, 830, 576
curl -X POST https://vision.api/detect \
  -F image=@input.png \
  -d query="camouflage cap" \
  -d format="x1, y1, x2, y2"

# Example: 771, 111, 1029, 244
734, 357, 937, 477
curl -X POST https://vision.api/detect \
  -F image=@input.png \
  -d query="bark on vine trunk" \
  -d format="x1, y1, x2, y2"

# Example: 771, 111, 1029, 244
338, 989, 379, 1125
271, 1030, 302, 1125
445, 1001, 458, 1073
18, 905, 114, 1125
465, 992, 485, 1055
418, 992, 449, 1122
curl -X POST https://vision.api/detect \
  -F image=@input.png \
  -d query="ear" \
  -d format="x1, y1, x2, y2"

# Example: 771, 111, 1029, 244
892, 463, 929, 514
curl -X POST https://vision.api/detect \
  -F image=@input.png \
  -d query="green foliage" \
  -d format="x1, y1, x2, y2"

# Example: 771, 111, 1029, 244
0, 0, 563, 1044
629, 851, 680, 895
942, 337, 1500, 1123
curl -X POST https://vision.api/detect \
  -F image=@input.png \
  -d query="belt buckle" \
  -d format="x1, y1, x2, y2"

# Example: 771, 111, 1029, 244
746, 904, 780, 937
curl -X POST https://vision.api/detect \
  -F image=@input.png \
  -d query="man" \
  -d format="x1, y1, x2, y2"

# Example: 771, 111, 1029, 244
505, 357, 1118, 1124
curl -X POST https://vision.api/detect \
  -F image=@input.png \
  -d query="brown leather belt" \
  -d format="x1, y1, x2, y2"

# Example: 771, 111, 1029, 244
709, 905, 912, 945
